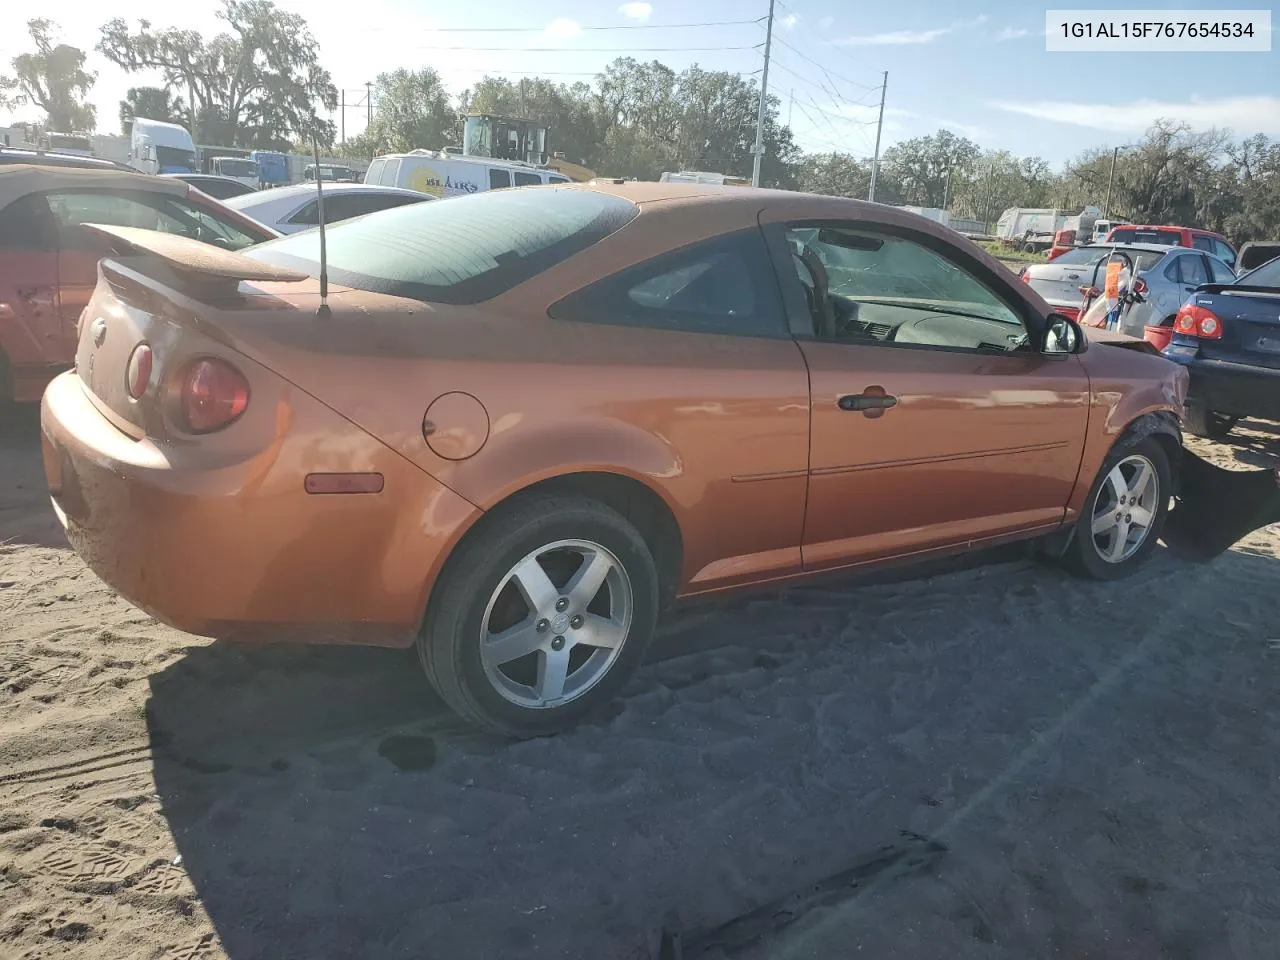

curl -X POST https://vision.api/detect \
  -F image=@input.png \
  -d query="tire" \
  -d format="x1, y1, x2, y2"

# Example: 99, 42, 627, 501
418, 495, 660, 738
1183, 398, 1238, 441
1061, 434, 1172, 580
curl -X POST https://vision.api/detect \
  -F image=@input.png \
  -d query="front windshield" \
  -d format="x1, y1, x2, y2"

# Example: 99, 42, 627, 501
219, 159, 258, 177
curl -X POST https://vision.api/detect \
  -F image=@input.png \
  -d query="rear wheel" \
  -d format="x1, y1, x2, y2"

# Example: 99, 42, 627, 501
418, 495, 659, 738
1183, 398, 1239, 441
1062, 435, 1171, 580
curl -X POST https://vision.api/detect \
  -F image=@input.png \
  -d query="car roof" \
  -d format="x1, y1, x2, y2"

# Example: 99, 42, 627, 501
1109, 224, 1225, 238
0, 164, 189, 209
1071, 242, 1194, 254
0, 148, 131, 171
162, 173, 245, 184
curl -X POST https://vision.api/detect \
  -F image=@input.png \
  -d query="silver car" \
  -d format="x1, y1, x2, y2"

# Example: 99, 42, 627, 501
1020, 243, 1236, 336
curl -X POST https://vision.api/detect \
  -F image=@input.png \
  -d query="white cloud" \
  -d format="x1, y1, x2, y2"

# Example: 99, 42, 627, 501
618, 2, 653, 22
835, 15, 987, 47
544, 17, 582, 39
995, 26, 1030, 41
989, 95, 1280, 136
782, 13, 798, 30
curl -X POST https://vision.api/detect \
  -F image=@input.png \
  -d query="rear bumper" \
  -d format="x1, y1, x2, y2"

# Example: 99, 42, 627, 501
41, 371, 479, 646
1161, 345, 1280, 419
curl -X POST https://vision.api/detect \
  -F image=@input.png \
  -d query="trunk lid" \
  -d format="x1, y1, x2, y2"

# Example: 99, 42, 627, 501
72, 224, 308, 436
1182, 286, 1280, 370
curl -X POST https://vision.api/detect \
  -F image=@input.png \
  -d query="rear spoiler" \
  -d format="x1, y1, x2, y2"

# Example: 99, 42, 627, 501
1193, 283, 1280, 296
79, 223, 309, 297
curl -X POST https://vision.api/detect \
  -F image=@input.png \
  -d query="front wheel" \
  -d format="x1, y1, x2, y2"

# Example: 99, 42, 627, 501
1062, 435, 1172, 580
418, 495, 659, 738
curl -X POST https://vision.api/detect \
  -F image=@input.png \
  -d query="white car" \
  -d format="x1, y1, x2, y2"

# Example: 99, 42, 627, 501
224, 182, 432, 235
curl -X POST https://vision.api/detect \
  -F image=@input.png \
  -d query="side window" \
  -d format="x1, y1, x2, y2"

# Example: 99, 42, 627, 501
549, 176, 570, 185
1213, 239, 1236, 264
1207, 256, 1235, 284
44, 189, 261, 251
549, 229, 786, 338
289, 201, 319, 226
489, 169, 511, 189
1163, 256, 1182, 283
513, 172, 541, 187
365, 159, 385, 184
1179, 255, 1209, 287
0, 194, 59, 250
1192, 235, 1214, 252
166, 196, 263, 250
323, 193, 424, 222
382, 159, 401, 186
784, 224, 1027, 352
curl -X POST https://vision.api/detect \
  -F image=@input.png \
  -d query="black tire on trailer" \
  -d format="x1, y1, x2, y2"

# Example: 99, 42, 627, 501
417, 494, 660, 738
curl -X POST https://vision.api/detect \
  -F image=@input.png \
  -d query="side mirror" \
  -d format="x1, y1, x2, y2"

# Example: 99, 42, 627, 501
1043, 313, 1085, 356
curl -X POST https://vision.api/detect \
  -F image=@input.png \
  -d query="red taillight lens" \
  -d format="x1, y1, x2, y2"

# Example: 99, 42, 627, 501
1018, 268, 1030, 283
126, 343, 153, 399
1174, 303, 1224, 340
1133, 277, 1149, 295
179, 358, 250, 433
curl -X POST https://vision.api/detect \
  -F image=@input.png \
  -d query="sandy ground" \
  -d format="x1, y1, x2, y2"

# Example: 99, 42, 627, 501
2, 406, 1280, 960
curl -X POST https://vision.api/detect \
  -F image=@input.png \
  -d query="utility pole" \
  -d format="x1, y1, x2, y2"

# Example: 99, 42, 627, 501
751, 0, 776, 188
365, 81, 373, 129
1103, 145, 1120, 218
943, 166, 952, 211
340, 89, 345, 145
867, 71, 888, 202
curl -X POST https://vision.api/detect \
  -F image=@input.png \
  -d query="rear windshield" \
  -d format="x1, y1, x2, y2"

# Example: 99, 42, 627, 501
245, 187, 638, 304
1051, 247, 1113, 265
1239, 257, 1280, 288
1109, 228, 1182, 246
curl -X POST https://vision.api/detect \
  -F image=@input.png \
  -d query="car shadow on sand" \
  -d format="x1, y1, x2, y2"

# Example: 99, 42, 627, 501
148, 541, 1280, 960
0, 405, 70, 550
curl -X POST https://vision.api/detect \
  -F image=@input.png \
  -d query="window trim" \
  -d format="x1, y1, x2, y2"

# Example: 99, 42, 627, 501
762, 219, 1049, 356
547, 227, 792, 339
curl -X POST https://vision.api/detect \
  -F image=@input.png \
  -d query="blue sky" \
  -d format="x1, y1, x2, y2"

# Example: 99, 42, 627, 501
2, 0, 1276, 167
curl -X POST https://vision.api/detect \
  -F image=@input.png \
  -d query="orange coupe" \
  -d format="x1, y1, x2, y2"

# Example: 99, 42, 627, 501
39, 182, 1276, 736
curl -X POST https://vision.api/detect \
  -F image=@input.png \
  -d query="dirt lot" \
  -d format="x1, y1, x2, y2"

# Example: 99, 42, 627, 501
2, 406, 1280, 960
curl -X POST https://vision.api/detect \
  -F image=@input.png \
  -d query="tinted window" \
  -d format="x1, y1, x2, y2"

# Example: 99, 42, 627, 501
1110, 228, 1181, 246
322, 192, 428, 222
45, 189, 262, 251
1175, 255, 1209, 286
786, 224, 1027, 351
248, 188, 638, 305
1050, 246, 1112, 266
549, 230, 785, 338
1212, 239, 1236, 263
191, 178, 254, 200
513, 172, 541, 187
1192, 235, 1214, 251
0, 194, 58, 249
1239, 257, 1280, 288
489, 169, 511, 189
289, 200, 319, 226
549, 176, 570, 184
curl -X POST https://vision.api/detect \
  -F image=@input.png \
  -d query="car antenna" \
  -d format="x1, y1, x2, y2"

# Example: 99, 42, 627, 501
311, 138, 330, 319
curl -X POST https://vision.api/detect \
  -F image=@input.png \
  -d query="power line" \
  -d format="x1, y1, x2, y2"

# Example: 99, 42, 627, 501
770, 34, 880, 93
359, 18, 765, 33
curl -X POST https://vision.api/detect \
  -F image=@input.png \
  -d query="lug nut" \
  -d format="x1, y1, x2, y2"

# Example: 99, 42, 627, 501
551, 635, 565, 651
536, 618, 549, 633
569, 614, 584, 629
555, 597, 569, 612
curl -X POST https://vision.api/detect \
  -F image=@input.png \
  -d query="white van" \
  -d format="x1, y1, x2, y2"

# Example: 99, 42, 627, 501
364, 150, 571, 197
130, 118, 198, 175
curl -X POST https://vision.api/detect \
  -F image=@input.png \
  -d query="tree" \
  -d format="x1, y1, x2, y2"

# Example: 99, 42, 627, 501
97, 0, 337, 149
881, 130, 981, 207
118, 86, 186, 136
360, 68, 456, 154
0, 19, 96, 132
796, 152, 870, 198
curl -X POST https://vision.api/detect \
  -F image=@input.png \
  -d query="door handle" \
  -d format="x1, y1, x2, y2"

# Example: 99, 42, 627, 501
838, 389, 898, 413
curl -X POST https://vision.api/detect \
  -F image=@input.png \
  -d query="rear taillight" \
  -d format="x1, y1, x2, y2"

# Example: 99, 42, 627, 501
1133, 277, 1149, 295
1018, 268, 1030, 282
1174, 303, 1224, 340
126, 343, 153, 399
179, 358, 250, 433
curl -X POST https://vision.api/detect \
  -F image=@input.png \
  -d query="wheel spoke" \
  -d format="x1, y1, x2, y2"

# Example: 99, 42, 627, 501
565, 549, 613, 610
535, 647, 571, 702
482, 620, 544, 668
510, 555, 559, 613
577, 613, 627, 649
1104, 521, 1130, 561
1092, 511, 1119, 535
1105, 466, 1127, 507
1129, 504, 1154, 529
1128, 461, 1153, 501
